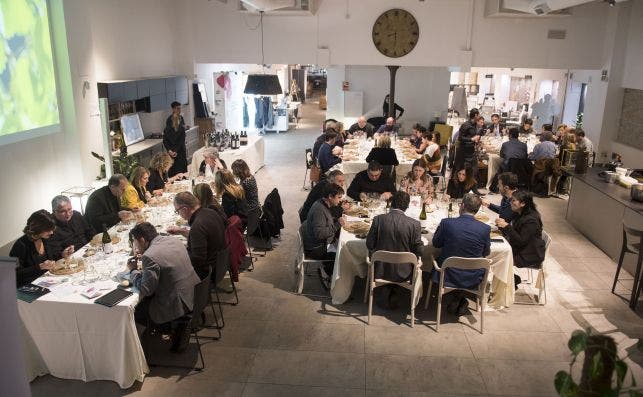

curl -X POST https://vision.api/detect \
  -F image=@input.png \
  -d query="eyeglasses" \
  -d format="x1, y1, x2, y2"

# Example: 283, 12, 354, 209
174, 206, 186, 215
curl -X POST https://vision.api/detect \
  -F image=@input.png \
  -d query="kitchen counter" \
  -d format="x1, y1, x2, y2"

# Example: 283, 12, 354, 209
566, 167, 643, 277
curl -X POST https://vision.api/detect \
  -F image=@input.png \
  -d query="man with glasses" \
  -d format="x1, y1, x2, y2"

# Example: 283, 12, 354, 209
167, 192, 226, 280
346, 161, 396, 202
45, 195, 95, 260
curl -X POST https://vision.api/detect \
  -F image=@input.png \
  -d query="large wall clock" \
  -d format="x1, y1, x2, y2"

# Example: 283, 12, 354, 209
372, 9, 419, 58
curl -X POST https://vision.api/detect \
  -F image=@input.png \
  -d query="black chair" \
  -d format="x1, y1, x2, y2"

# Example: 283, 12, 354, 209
143, 268, 216, 370
211, 246, 238, 330
246, 206, 268, 258
507, 158, 534, 190
612, 224, 643, 310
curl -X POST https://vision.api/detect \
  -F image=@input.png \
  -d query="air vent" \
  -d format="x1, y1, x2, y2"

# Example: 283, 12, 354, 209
547, 29, 567, 39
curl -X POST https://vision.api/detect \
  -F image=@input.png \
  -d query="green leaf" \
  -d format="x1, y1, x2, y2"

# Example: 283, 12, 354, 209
555, 371, 577, 396
590, 352, 603, 379
637, 339, 643, 353
568, 330, 587, 354
616, 360, 628, 389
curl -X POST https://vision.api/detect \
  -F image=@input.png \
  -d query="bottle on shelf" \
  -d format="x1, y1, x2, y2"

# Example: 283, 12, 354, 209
419, 203, 427, 221
240, 130, 248, 146
102, 224, 113, 254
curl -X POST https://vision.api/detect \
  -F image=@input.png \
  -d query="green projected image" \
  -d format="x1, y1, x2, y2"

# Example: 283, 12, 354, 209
0, 0, 60, 137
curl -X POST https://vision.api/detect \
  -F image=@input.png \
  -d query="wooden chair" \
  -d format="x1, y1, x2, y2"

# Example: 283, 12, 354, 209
363, 251, 422, 327
423, 257, 491, 333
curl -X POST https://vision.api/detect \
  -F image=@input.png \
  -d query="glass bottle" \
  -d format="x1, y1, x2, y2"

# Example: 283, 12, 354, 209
102, 224, 113, 254
419, 203, 427, 220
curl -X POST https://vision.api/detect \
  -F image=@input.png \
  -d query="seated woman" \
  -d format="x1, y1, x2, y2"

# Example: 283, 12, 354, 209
231, 159, 260, 212
416, 132, 441, 157
147, 153, 183, 195
334, 121, 348, 147
445, 165, 477, 200
495, 191, 546, 285
399, 159, 434, 204
365, 135, 399, 167
192, 183, 228, 224
10, 210, 61, 286
214, 169, 248, 225
121, 166, 150, 211
199, 147, 227, 178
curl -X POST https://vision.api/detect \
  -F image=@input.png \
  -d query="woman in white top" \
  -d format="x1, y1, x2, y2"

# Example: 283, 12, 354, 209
199, 147, 227, 178
416, 132, 440, 158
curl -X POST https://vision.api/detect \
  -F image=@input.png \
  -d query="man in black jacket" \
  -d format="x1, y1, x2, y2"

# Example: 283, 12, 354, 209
46, 195, 94, 260
84, 174, 132, 232
454, 108, 481, 173
300, 170, 347, 222
346, 161, 396, 202
168, 192, 226, 280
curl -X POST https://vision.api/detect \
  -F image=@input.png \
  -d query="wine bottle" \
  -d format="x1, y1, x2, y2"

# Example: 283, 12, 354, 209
241, 130, 248, 146
102, 224, 113, 254
419, 203, 427, 220
447, 201, 454, 218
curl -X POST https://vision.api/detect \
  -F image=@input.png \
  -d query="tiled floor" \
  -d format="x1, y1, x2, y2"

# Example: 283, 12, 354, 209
31, 100, 643, 396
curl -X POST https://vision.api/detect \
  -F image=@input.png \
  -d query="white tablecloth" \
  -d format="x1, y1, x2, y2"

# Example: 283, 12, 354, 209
338, 138, 418, 187
19, 195, 188, 388
189, 136, 265, 178
330, 204, 515, 308
481, 135, 539, 189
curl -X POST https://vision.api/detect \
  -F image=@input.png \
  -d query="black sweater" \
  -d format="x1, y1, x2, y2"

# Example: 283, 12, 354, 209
10, 235, 49, 286
501, 208, 546, 268
45, 211, 95, 260
346, 170, 396, 201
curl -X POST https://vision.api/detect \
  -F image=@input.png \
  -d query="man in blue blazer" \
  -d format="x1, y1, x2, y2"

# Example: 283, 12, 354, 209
432, 193, 490, 315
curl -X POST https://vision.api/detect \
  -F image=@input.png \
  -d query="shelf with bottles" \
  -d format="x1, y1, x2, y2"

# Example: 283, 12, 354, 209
206, 130, 249, 151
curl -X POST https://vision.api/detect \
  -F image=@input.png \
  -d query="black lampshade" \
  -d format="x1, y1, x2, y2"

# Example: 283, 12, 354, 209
244, 74, 282, 95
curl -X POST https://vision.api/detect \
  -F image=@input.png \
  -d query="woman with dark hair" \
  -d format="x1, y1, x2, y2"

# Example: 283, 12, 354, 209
496, 191, 546, 286
445, 165, 477, 200
231, 159, 259, 212
192, 183, 228, 224
399, 159, 434, 204
10, 210, 59, 286
214, 169, 248, 224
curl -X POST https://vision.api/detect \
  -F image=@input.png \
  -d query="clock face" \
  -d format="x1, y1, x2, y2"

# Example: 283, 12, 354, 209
372, 9, 419, 58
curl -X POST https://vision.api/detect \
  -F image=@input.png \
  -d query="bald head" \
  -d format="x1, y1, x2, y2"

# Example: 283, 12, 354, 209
386, 117, 395, 126
358, 116, 367, 128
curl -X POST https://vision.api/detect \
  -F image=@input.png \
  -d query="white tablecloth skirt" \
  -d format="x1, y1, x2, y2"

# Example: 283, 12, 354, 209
330, 209, 515, 308
19, 294, 147, 388
189, 136, 265, 178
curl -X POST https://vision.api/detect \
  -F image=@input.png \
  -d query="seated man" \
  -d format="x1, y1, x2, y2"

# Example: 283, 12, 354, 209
487, 113, 505, 137
84, 174, 132, 232
409, 124, 425, 149
46, 195, 95, 260
317, 130, 342, 174
366, 191, 423, 282
432, 193, 491, 316
375, 117, 399, 135
168, 192, 226, 280
128, 222, 200, 353
312, 120, 338, 161
575, 129, 594, 155
529, 131, 557, 161
499, 128, 528, 170
482, 172, 518, 222
300, 183, 346, 289
348, 116, 374, 138
346, 161, 396, 202
300, 170, 347, 223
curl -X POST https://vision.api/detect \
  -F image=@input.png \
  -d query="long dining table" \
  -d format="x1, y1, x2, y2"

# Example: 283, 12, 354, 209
17, 181, 192, 388
329, 198, 515, 308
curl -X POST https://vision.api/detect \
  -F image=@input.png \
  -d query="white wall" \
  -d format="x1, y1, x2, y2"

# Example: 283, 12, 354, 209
0, 0, 184, 248
184, 0, 612, 69
326, 65, 450, 129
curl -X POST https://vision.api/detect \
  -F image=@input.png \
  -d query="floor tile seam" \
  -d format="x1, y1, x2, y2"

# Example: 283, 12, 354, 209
242, 381, 366, 391
362, 351, 478, 360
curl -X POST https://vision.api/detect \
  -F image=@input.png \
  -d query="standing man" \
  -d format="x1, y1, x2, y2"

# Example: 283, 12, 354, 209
46, 195, 94, 260
454, 109, 481, 176
432, 193, 490, 316
168, 192, 226, 280
84, 174, 133, 232
575, 129, 594, 155
348, 116, 374, 138
164, 101, 188, 178
128, 222, 200, 353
